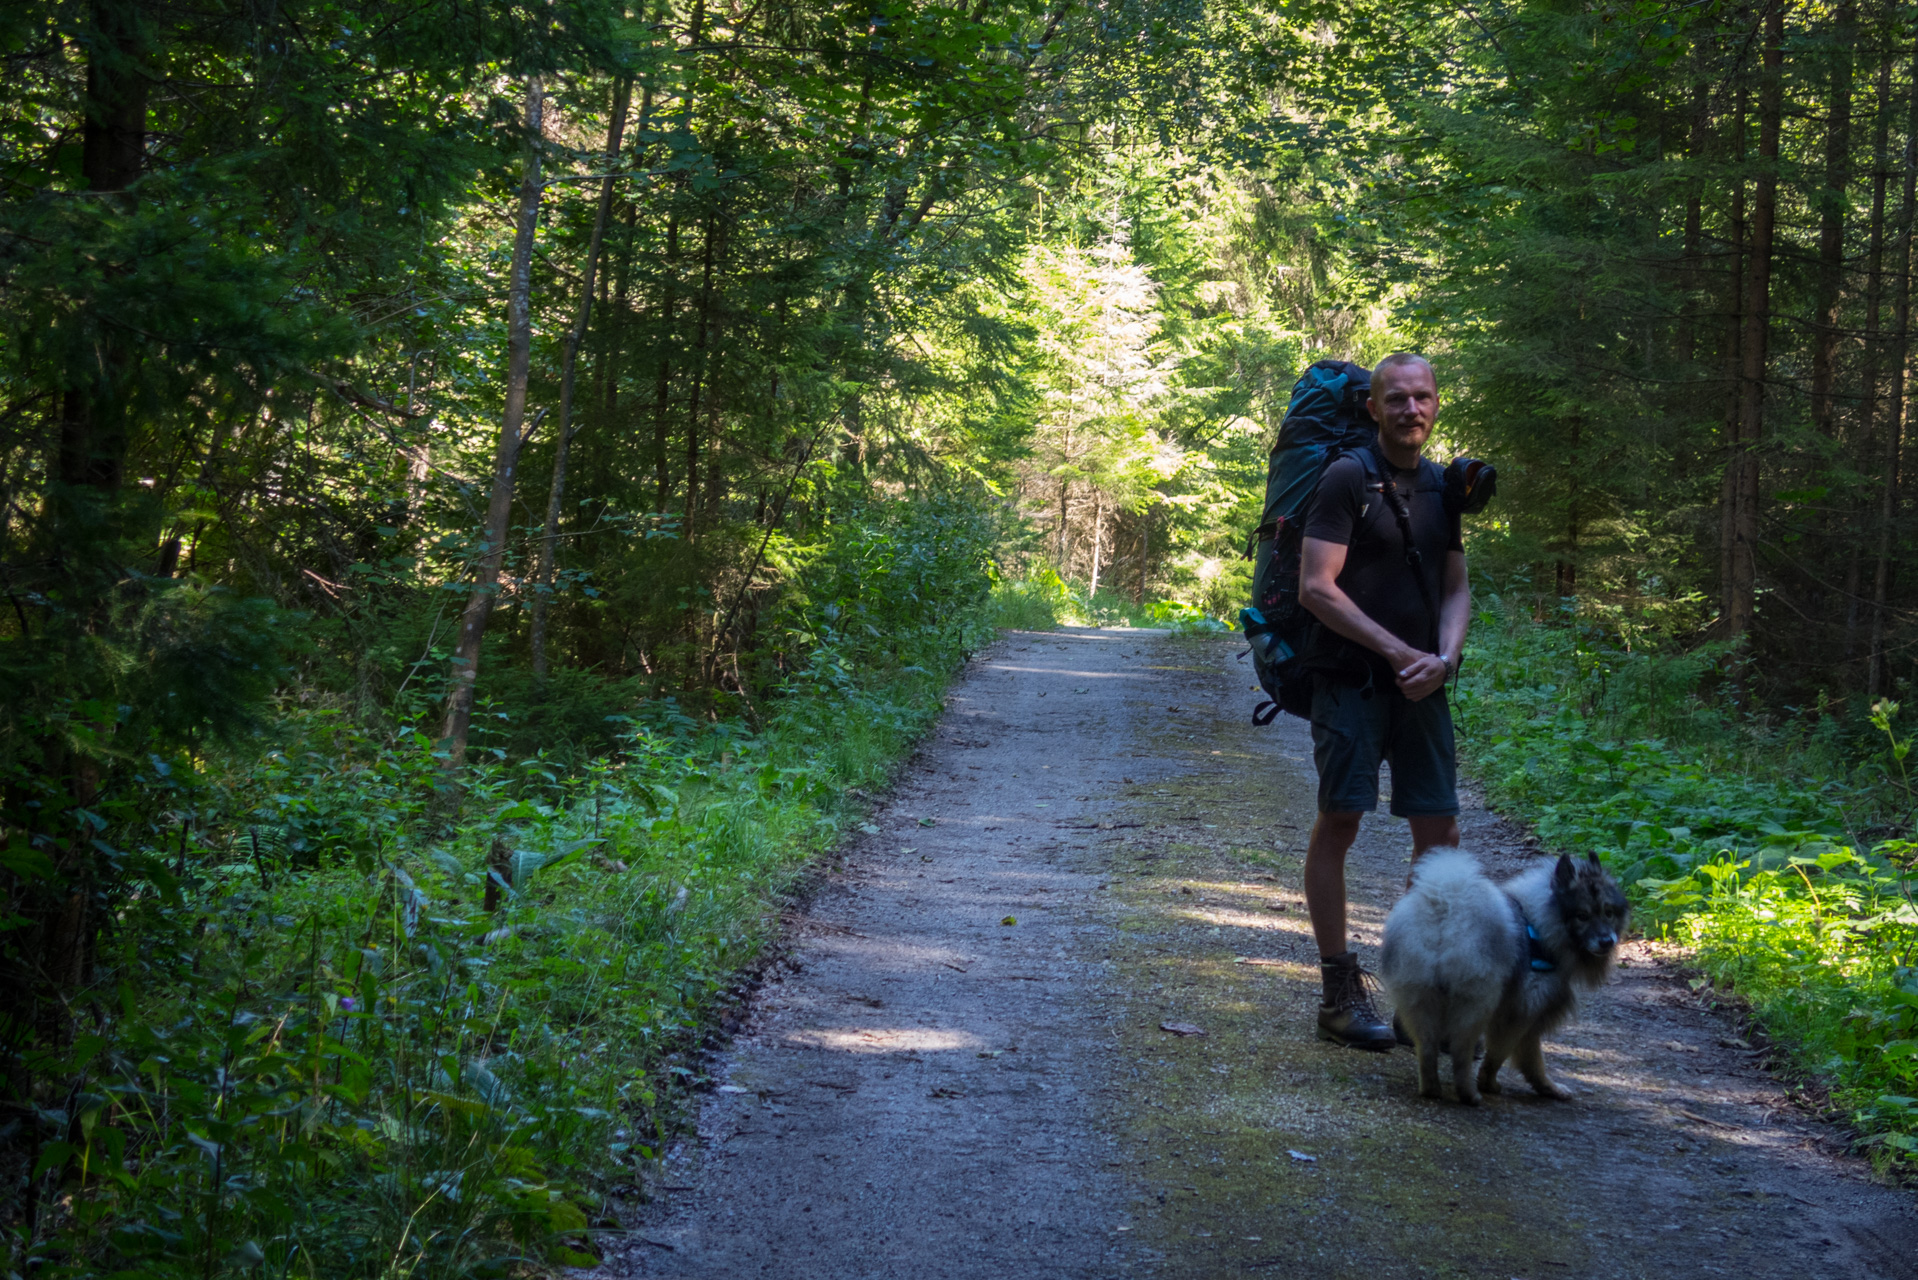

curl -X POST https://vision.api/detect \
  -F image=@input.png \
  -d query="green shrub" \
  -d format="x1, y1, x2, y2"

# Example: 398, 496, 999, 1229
1141, 598, 1230, 634
987, 565, 1070, 630
982, 565, 1230, 633
1458, 600, 1918, 1174
9, 495, 1003, 1275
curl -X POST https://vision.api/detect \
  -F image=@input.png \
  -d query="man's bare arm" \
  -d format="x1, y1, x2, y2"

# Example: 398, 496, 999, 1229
1437, 549, 1470, 672
1300, 537, 1464, 703
1299, 536, 1423, 671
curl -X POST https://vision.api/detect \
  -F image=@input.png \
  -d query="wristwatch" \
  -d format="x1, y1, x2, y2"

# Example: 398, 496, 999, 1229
1439, 653, 1457, 677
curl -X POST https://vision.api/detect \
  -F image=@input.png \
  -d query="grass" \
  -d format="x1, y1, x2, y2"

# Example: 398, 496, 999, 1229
988, 564, 1229, 634
1455, 597, 1918, 1175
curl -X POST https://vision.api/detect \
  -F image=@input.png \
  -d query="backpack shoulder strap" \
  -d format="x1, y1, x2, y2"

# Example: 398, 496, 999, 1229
1294, 449, 1365, 547
1367, 444, 1441, 652
1353, 446, 1382, 485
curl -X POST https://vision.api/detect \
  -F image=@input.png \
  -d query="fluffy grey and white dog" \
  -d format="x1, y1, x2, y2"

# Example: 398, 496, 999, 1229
1379, 848, 1628, 1105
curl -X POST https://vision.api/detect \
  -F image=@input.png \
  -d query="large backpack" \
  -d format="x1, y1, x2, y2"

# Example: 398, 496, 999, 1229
1240, 360, 1379, 724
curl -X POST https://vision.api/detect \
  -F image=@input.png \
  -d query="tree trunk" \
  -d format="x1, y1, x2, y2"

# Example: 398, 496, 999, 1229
1861, 57, 1893, 456
441, 76, 543, 766
79, 0, 147, 200
1845, 548, 1863, 660
654, 213, 680, 515
1135, 514, 1149, 605
1089, 493, 1103, 597
1868, 44, 1918, 695
1810, 1, 1854, 437
702, 397, 726, 519
699, 226, 731, 525
599, 201, 635, 419
1678, 76, 1708, 366
30, 1, 152, 1070
1556, 418, 1581, 598
1858, 58, 1893, 682
1724, 4, 1784, 650
531, 77, 631, 682
597, 82, 652, 423
1718, 88, 1748, 627
684, 213, 718, 539
56, 0, 150, 504
1057, 477, 1070, 567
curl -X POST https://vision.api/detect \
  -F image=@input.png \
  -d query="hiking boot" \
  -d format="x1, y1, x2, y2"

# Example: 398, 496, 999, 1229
1316, 952, 1395, 1052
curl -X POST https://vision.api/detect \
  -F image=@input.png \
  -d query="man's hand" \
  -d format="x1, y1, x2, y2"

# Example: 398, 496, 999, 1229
1396, 652, 1448, 702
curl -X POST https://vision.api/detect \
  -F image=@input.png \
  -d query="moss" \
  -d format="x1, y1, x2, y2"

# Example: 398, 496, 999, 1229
1093, 638, 1587, 1277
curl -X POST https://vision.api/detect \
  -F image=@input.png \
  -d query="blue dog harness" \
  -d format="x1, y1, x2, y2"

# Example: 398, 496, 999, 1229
1525, 922, 1556, 972
1507, 894, 1556, 973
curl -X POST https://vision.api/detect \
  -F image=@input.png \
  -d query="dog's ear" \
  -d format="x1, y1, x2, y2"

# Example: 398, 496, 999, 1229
1586, 851, 1604, 871
1554, 853, 1576, 888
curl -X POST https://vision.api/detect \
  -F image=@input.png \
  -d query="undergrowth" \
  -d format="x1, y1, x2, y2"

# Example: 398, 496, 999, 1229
8, 497, 1002, 1277
988, 563, 1227, 633
1457, 597, 1918, 1176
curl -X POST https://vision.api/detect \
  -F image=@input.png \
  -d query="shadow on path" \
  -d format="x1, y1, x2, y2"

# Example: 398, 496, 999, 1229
596, 629, 1917, 1280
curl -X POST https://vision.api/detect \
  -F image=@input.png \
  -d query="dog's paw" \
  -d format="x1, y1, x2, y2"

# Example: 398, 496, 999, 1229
1476, 1072, 1503, 1095
1532, 1079, 1575, 1101
1455, 1089, 1482, 1107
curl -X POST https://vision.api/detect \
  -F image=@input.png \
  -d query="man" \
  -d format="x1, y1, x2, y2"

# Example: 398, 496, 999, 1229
1297, 353, 1470, 1051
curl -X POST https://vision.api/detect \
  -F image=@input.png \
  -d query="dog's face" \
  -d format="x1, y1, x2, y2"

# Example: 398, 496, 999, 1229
1552, 852, 1629, 958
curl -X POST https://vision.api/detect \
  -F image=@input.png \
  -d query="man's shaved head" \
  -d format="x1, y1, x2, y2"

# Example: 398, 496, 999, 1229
1365, 352, 1440, 467
1371, 352, 1435, 391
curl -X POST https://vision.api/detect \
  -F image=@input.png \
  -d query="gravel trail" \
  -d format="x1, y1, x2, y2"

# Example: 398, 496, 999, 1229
595, 629, 1918, 1280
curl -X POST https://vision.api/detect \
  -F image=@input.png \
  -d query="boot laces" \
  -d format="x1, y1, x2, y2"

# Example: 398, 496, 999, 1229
1331, 961, 1384, 1019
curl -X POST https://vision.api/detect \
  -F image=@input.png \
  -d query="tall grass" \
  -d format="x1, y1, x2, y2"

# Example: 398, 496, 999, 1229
987, 563, 1227, 633
986, 567, 1070, 630
1458, 598, 1918, 1174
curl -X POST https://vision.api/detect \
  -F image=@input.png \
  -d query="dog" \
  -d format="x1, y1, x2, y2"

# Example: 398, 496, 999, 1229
1379, 848, 1628, 1105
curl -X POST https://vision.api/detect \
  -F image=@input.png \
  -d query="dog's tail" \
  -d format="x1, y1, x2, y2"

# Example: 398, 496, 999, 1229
1406, 848, 1488, 906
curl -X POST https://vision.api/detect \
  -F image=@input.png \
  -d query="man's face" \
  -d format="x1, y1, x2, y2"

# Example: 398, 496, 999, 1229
1367, 363, 1439, 455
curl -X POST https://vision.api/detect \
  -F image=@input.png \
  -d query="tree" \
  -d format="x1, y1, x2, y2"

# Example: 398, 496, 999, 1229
441, 75, 546, 769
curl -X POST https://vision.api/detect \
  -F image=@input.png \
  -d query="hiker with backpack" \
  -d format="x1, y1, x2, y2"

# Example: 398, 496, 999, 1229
1296, 353, 1470, 1050
1239, 352, 1494, 1052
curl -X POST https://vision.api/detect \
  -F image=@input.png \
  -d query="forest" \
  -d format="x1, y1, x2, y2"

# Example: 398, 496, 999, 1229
3, 0, 1917, 1273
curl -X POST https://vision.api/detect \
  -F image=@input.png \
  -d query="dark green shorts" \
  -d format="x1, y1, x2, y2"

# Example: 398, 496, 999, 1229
1308, 675, 1458, 817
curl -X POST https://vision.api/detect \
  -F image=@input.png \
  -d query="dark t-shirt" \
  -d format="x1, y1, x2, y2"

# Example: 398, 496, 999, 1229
1302, 452, 1463, 668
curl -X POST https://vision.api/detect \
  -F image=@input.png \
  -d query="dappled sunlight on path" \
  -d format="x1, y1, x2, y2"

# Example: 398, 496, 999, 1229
598, 631, 1917, 1280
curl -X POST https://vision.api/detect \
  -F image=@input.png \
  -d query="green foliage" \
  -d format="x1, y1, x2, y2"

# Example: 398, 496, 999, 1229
8, 498, 1002, 1273
1006, 150, 1397, 614
12, 0, 1917, 1252
1458, 604, 1918, 1173
1252, 0, 1918, 696
981, 563, 1230, 634
1641, 845, 1918, 1167
3, 579, 289, 761
0, 4, 1137, 1248
987, 567, 1071, 632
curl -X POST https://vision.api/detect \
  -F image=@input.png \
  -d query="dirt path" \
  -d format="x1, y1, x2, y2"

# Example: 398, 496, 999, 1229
596, 629, 1918, 1279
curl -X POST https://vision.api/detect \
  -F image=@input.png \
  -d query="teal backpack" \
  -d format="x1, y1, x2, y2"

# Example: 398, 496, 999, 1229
1240, 361, 1499, 724
1239, 360, 1378, 724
